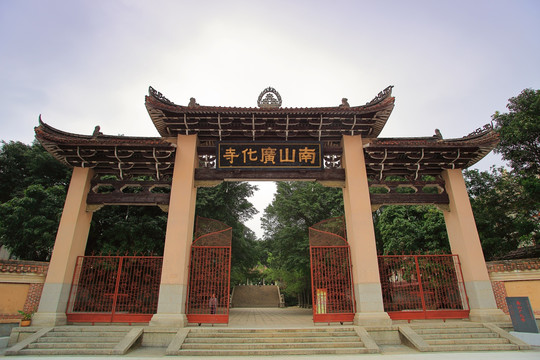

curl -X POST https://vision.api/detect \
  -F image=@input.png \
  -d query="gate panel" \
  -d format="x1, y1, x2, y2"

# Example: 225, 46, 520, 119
66, 256, 162, 323
309, 217, 355, 323
378, 254, 469, 320
186, 217, 232, 324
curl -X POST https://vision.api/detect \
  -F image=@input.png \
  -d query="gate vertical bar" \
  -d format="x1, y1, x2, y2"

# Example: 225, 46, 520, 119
111, 257, 124, 322
415, 255, 428, 315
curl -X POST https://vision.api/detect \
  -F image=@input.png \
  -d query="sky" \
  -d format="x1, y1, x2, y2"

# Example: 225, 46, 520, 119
1, 0, 539, 238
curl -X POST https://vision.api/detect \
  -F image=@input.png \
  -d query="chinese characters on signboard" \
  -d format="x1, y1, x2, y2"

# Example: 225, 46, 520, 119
217, 143, 323, 169
506, 296, 539, 333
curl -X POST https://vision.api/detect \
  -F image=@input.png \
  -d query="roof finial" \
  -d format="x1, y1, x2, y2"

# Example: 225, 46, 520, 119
92, 126, 103, 138
339, 98, 350, 108
257, 87, 282, 108
188, 97, 200, 107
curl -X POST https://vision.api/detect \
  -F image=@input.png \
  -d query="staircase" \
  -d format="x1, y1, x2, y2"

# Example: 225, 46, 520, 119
169, 327, 379, 356
231, 285, 281, 307
400, 322, 531, 352
5, 326, 142, 356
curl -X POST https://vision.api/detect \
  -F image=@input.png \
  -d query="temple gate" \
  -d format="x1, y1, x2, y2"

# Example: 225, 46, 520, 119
31, 85, 508, 327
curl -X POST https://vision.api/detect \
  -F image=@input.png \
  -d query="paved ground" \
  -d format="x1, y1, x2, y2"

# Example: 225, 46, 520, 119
1, 308, 539, 359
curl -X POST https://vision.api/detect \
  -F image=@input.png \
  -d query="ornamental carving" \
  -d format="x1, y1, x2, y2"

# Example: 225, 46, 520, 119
149, 86, 175, 106
366, 85, 394, 106
257, 87, 282, 108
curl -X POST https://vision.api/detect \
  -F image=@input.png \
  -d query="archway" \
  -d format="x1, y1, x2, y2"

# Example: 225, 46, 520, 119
31, 86, 507, 327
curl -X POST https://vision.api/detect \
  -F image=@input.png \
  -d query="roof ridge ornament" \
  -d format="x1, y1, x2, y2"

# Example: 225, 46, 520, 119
366, 85, 394, 106
148, 86, 175, 106
257, 87, 282, 108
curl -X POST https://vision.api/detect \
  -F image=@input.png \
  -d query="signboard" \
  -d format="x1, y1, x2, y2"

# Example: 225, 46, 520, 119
506, 296, 539, 333
316, 288, 327, 314
217, 142, 323, 170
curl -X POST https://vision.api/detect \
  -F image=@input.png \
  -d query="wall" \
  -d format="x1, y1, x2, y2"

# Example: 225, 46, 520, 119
0, 260, 48, 323
487, 258, 540, 318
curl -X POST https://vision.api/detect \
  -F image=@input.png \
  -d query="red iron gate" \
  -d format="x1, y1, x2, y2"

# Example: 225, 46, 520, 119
66, 255, 162, 323
186, 217, 232, 324
309, 217, 356, 323
378, 254, 470, 320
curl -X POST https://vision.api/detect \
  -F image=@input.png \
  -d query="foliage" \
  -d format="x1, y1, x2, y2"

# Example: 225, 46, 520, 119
0, 184, 66, 260
18, 309, 35, 320
373, 205, 450, 255
260, 182, 344, 302
493, 88, 540, 176
464, 167, 539, 260
196, 182, 260, 280
0, 141, 71, 203
86, 206, 168, 255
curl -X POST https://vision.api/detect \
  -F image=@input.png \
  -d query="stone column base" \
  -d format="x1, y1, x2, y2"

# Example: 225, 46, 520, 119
469, 308, 510, 323
31, 312, 67, 326
354, 312, 392, 326
149, 313, 188, 327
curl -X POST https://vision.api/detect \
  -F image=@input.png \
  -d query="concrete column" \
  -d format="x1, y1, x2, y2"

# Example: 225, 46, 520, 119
150, 134, 198, 327
32, 167, 94, 326
341, 135, 391, 326
442, 169, 508, 322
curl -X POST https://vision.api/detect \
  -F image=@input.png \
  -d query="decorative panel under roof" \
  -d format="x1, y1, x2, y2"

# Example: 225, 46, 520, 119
35, 118, 176, 180
145, 86, 395, 142
364, 124, 499, 180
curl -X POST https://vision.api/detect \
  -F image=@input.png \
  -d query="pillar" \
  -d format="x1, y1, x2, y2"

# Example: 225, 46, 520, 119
341, 135, 391, 326
442, 169, 508, 322
32, 167, 94, 326
150, 134, 198, 327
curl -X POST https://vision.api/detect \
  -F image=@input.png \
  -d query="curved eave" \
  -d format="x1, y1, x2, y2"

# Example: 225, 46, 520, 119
145, 86, 395, 139
365, 127, 499, 173
35, 119, 176, 176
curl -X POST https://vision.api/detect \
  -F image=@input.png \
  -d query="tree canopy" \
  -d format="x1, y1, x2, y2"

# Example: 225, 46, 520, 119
260, 182, 344, 303
465, 88, 540, 259
493, 88, 540, 176
464, 167, 538, 260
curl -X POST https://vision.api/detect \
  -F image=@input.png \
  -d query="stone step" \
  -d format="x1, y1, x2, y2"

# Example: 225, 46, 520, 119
426, 338, 510, 346
27, 342, 116, 349
184, 335, 361, 344
421, 332, 499, 340
45, 331, 128, 337
428, 343, 520, 352
18, 348, 115, 356
188, 327, 355, 334
408, 322, 480, 328
177, 347, 370, 356
187, 330, 357, 338
181, 341, 363, 350
51, 326, 132, 332
37, 336, 124, 343
415, 327, 490, 334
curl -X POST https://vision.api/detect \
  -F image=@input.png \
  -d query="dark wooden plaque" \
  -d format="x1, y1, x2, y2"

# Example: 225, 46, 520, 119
506, 296, 539, 333
217, 142, 322, 170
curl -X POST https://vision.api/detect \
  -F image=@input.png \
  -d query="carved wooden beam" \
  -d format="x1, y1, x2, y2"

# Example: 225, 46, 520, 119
194, 168, 346, 187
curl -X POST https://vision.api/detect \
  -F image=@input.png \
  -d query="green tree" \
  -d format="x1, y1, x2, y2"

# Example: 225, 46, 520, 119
86, 205, 168, 255
0, 184, 66, 260
374, 205, 450, 254
493, 88, 540, 176
465, 167, 538, 260
261, 182, 344, 304
0, 141, 70, 202
196, 182, 259, 281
